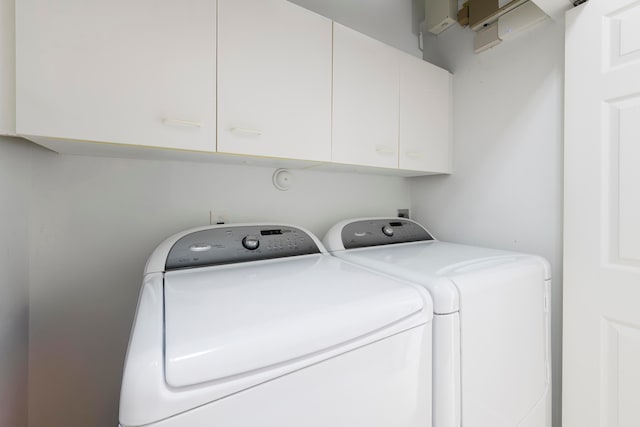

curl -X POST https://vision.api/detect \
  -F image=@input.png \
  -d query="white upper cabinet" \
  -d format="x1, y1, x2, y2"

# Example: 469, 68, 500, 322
399, 54, 452, 173
16, 0, 216, 151
217, 0, 332, 162
332, 23, 400, 169
332, 23, 452, 173
0, 0, 15, 135
13, 0, 451, 175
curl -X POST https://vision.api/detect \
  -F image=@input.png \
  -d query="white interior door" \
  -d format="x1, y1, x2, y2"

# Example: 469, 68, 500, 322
564, 1, 640, 427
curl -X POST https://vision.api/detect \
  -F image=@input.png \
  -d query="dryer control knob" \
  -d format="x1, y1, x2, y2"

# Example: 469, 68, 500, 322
382, 225, 394, 237
242, 236, 260, 250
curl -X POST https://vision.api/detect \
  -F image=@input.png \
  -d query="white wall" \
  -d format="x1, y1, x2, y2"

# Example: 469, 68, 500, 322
0, 0, 16, 134
414, 19, 565, 427
0, 136, 30, 427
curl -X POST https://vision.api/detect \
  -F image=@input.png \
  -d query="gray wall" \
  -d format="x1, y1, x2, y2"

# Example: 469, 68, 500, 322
414, 19, 565, 427
0, 136, 29, 427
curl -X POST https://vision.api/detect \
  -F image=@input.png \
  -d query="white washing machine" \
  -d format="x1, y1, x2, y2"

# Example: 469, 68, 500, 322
119, 224, 434, 427
323, 218, 551, 427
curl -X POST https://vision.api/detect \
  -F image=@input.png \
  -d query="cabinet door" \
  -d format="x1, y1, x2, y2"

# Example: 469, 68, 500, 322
16, 0, 216, 151
332, 23, 399, 169
0, 0, 15, 135
217, 0, 332, 161
399, 55, 452, 173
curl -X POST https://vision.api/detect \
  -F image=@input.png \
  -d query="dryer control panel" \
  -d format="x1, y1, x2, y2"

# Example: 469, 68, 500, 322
341, 219, 433, 249
166, 225, 320, 270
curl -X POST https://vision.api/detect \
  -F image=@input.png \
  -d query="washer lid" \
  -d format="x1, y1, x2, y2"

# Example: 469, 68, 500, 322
163, 254, 429, 388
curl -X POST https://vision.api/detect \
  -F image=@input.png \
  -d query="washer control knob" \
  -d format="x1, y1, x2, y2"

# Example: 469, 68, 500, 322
242, 236, 260, 250
382, 225, 394, 237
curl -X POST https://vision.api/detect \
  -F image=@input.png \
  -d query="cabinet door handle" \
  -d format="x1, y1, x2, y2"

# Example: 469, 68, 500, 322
376, 146, 396, 156
230, 127, 263, 136
162, 118, 202, 128
405, 151, 422, 159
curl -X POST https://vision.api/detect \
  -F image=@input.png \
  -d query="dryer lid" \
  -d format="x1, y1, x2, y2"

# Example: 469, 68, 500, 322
163, 254, 429, 388
331, 240, 532, 314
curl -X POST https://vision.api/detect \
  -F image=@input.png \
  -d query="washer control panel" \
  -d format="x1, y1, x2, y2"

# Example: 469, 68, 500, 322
341, 219, 433, 249
166, 225, 321, 270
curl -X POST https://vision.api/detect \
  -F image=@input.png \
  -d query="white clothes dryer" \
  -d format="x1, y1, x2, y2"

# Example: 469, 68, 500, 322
323, 218, 551, 427
119, 224, 434, 427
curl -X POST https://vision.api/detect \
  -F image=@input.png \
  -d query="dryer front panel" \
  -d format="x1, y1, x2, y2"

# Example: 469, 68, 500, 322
454, 258, 550, 427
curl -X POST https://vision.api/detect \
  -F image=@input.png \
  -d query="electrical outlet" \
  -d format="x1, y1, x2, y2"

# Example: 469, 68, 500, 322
209, 210, 228, 225
397, 209, 410, 219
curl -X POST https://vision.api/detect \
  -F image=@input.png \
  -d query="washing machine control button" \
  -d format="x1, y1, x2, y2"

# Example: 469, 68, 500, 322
242, 236, 260, 250
382, 225, 394, 237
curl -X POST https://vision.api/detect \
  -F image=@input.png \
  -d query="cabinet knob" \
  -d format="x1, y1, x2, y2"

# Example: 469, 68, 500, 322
162, 118, 202, 128
376, 146, 396, 156
405, 151, 422, 159
230, 127, 263, 136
